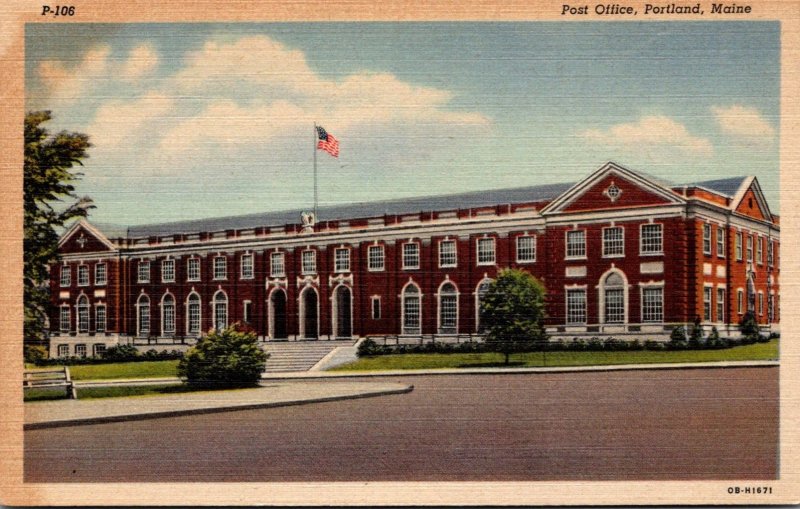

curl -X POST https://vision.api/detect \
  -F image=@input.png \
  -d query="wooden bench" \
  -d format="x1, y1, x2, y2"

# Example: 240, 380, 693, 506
23, 367, 77, 399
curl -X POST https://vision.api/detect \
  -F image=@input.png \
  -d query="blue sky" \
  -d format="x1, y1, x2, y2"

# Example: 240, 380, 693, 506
25, 22, 780, 225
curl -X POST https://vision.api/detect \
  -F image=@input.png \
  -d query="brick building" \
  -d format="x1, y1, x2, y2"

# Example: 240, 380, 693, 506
48, 162, 779, 357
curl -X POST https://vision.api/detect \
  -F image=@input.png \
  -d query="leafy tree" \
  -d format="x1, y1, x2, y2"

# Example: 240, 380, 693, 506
24, 111, 93, 347
480, 268, 547, 365
177, 324, 269, 388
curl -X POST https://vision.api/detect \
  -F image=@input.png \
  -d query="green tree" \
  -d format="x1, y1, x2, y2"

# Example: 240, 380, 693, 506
177, 324, 269, 388
24, 111, 93, 347
480, 268, 548, 365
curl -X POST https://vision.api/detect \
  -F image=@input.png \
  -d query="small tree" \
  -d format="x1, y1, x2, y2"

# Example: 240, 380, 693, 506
739, 311, 759, 338
177, 324, 268, 388
480, 269, 547, 365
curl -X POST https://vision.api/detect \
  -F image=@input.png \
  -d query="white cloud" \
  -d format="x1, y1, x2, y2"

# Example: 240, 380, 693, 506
579, 115, 714, 157
38, 45, 112, 104
89, 92, 174, 148
121, 44, 159, 80
712, 105, 775, 145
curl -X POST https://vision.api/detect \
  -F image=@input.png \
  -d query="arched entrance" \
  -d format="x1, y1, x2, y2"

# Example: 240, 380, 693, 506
269, 289, 288, 339
299, 287, 319, 339
333, 285, 352, 338
598, 269, 628, 324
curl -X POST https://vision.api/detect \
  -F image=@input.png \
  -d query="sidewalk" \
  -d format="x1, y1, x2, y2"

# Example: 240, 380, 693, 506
25, 380, 413, 430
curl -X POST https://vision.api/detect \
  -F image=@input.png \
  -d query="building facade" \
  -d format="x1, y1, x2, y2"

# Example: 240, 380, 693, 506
48, 162, 780, 357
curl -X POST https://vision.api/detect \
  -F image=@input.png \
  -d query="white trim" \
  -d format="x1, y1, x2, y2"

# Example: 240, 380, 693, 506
160, 291, 176, 336
601, 226, 625, 258
186, 257, 201, 282
135, 293, 151, 337
58, 219, 118, 251
94, 262, 107, 286
371, 296, 382, 320
367, 244, 385, 272
639, 283, 664, 323
240, 253, 255, 280
331, 284, 353, 338
212, 255, 228, 280
474, 278, 493, 332
267, 287, 288, 340
161, 258, 176, 283
564, 285, 588, 325
436, 280, 460, 334
596, 267, 629, 325
476, 237, 496, 266
212, 289, 229, 331
402, 241, 421, 270
75, 294, 90, 333
298, 285, 320, 339
515, 234, 536, 263
400, 280, 422, 335
565, 229, 587, 260
270, 251, 286, 277
76, 264, 90, 287
438, 239, 458, 268
185, 291, 202, 336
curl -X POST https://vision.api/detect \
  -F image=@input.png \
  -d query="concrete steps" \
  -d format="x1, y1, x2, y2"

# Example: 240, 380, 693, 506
262, 340, 356, 373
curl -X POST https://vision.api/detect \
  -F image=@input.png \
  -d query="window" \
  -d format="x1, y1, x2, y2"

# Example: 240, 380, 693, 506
60, 265, 71, 287
213, 256, 227, 280
57, 344, 69, 358
402, 284, 421, 334
77, 265, 89, 287
717, 227, 725, 258
270, 252, 285, 277
59, 306, 70, 332
93, 343, 106, 357
439, 240, 457, 268
476, 280, 492, 332
757, 237, 763, 264
642, 287, 663, 323
77, 295, 89, 332
75, 344, 87, 358
702, 224, 712, 255
566, 289, 587, 325
566, 230, 586, 259
368, 245, 384, 271
371, 297, 381, 320
137, 295, 150, 335
95, 263, 107, 286
403, 243, 420, 269
747, 235, 753, 262
187, 258, 200, 281
768, 240, 774, 266
703, 286, 712, 321
187, 293, 201, 335
758, 291, 764, 316
769, 292, 775, 322
604, 273, 625, 324
516, 236, 536, 263
603, 227, 624, 257
438, 282, 458, 333
240, 254, 254, 279
162, 259, 175, 282
477, 238, 496, 265
301, 250, 317, 274
243, 300, 252, 323
162, 294, 176, 335
138, 261, 150, 283
716, 288, 725, 323
95, 305, 106, 332
213, 291, 228, 330
334, 248, 350, 272
737, 289, 744, 314
736, 232, 743, 261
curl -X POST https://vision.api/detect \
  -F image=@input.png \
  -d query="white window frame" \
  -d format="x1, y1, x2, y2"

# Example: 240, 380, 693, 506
477, 237, 496, 266
161, 293, 176, 336
716, 287, 725, 323
747, 235, 753, 262
757, 236, 763, 265
243, 300, 252, 324
187, 258, 201, 282
161, 259, 175, 283
94, 263, 107, 286
136, 294, 150, 336
213, 256, 227, 280
240, 253, 254, 279
301, 250, 317, 275
138, 261, 151, 283
640, 285, 664, 323
768, 240, 774, 267
75, 344, 87, 358
213, 290, 228, 330
367, 245, 385, 272
402, 242, 420, 270
565, 287, 587, 325
599, 269, 628, 325
737, 288, 744, 314
59, 265, 71, 287
639, 223, 663, 256
57, 344, 69, 358
439, 240, 457, 268
602, 226, 625, 258
716, 227, 725, 258
59, 306, 70, 332
95, 304, 106, 332
270, 252, 285, 277
371, 296, 381, 320
186, 292, 201, 336
702, 224, 712, 255
736, 232, 743, 261
334, 248, 351, 273
475, 279, 493, 333
400, 282, 422, 335
76, 295, 90, 332
77, 265, 89, 287
516, 235, 536, 263
437, 282, 459, 334
758, 291, 764, 316
93, 343, 106, 357
565, 229, 586, 260
703, 286, 713, 321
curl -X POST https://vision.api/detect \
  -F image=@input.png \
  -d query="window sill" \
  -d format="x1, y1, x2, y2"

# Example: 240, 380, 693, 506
439, 264, 457, 269
564, 256, 587, 261
477, 262, 496, 266
515, 259, 536, 264
639, 252, 664, 257
367, 268, 385, 273
402, 267, 420, 271
602, 254, 625, 259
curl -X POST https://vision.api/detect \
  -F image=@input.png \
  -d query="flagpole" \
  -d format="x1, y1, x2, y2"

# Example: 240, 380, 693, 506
313, 123, 318, 220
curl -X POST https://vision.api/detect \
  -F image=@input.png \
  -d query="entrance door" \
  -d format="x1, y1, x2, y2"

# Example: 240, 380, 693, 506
302, 288, 319, 339
270, 290, 287, 339
334, 286, 352, 338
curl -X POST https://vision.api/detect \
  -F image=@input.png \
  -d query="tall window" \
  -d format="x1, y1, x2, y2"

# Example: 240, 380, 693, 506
566, 230, 586, 259
213, 291, 228, 330
702, 224, 712, 255
402, 284, 421, 334
77, 295, 89, 332
716, 288, 725, 323
243, 300, 252, 323
703, 287, 712, 321
335, 248, 350, 272
758, 291, 764, 316
187, 293, 201, 335
162, 259, 175, 282
603, 273, 625, 324
747, 236, 753, 262
301, 250, 317, 274
768, 240, 774, 266
137, 294, 150, 336
438, 282, 458, 333
757, 237, 763, 264
368, 245, 384, 271
476, 280, 492, 332
566, 289, 587, 325
60, 265, 70, 287
138, 261, 150, 283
403, 243, 420, 269
371, 297, 381, 320
59, 306, 70, 332
187, 258, 200, 281
439, 240, 457, 268
213, 256, 227, 280
737, 289, 744, 314
640, 224, 663, 255
240, 254, 254, 279
603, 227, 624, 257
477, 238, 496, 265
95, 263, 107, 286
270, 252, 285, 276
736, 232, 743, 261
716, 227, 725, 258
642, 287, 663, 323
162, 294, 176, 335
516, 236, 536, 263
95, 305, 106, 332
77, 265, 89, 286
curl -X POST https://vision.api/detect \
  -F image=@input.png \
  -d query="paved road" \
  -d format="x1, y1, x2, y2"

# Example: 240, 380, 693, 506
24, 367, 778, 482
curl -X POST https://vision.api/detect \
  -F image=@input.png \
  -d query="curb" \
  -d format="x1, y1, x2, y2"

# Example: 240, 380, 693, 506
25, 384, 413, 430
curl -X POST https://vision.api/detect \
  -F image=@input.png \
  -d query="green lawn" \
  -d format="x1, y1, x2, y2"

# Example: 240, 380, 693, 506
25, 360, 180, 381
331, 339, 779, 371
24, 383, 262, 402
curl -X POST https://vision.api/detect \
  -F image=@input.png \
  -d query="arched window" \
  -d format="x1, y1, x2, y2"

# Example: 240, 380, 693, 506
213, 290, 228, 331
162, 293, 176, 336
402, 284, 421, 335
137, 294, 150, 336
438, 282, 458, 334
77, 295, 90, 333
186, 292, 201, 336
475, 279, 493, 332
601, 271, 626, 324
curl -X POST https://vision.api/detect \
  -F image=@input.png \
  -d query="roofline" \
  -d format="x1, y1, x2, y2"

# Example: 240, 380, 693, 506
58, 219, 119, 250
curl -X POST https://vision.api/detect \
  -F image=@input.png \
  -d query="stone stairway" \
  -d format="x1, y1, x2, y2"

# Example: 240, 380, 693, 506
261, 339, 356, 373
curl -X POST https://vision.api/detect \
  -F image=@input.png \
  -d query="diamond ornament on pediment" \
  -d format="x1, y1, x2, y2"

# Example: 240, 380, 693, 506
603, 181, 622, 203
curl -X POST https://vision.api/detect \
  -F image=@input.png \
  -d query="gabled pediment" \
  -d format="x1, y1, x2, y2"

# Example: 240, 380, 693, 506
732, 177, 772, 222
58, 220, 117, 254
541, 162, 684, 215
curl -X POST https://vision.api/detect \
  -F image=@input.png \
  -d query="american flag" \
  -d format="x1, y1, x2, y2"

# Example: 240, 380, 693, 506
316, 126, 339, 158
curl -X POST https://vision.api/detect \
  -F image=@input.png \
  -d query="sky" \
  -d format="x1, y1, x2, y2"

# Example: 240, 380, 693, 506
25, 22, 780, 226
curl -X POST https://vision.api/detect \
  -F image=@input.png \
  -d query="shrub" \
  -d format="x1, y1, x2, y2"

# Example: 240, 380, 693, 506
669, 325, 687, 342
739, 311, 759, 336
177, 325, 268, 388
24, 345, 48, 363
102, 344, 141, 362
